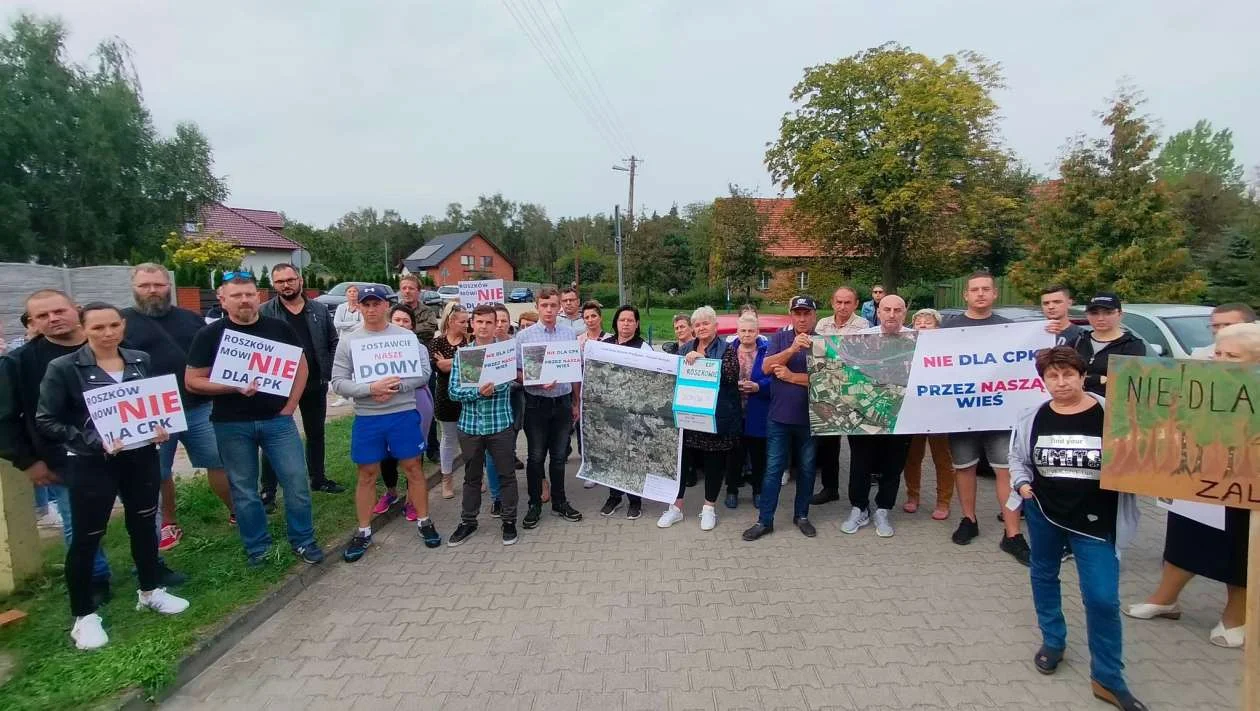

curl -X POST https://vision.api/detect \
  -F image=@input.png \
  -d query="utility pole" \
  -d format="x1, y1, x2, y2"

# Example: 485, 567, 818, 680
614, 205, 625, 306
612, 156, 640, 234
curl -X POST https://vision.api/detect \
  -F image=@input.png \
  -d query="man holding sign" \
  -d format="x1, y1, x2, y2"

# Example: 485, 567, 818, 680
331, 286, 441, 561
186, 273, 325, 567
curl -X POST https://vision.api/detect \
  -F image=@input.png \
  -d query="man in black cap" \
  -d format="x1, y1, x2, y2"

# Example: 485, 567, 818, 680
744, 295, 820, 541
1076, 292, 1145, 397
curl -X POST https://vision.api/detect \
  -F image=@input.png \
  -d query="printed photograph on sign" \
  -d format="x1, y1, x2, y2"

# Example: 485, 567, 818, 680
809, 332, 917, 435
1101, 356, 1260, 510
520, 342, 582, 386
456, 347, 486, 388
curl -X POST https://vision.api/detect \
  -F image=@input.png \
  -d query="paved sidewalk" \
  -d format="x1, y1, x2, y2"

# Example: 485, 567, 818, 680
163, 449, 1241, 710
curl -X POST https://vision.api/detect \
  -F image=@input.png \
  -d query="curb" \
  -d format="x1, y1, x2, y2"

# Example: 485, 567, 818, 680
115, 466, 445, 709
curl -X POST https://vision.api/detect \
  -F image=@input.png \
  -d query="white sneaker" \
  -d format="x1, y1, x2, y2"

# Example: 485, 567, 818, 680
37, 508, 64, 528
657, 505, 684, 528
583, 480, 597, 489
71, 613, 108, 650
840, 506, 869, 534
781, 471, 790, 486
699, 505, 717, 531
136, 588, 190, 615
873, 508, 894, 537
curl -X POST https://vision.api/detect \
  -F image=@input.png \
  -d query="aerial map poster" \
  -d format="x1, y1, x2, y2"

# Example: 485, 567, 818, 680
809, 322, 1055, 435
576, 340, 682, 503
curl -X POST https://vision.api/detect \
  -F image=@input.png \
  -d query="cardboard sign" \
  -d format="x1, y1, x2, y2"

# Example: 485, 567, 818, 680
521, 341, 583, 386
458, 279, 505, 310
209, 329, 304, 397
457, 339, 518, 387
673, 357, 720, 432
351, 334, 425, 384
83, 374, 188, 448
1101, 356, 1260, 510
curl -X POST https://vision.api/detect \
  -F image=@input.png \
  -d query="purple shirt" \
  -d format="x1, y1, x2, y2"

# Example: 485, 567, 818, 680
766, 329, 810, 426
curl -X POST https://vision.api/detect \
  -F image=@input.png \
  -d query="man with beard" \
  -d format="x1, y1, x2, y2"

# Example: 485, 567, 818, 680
259, 263, 344, 501
398, 275, 439, 343
122, 264, 235, 547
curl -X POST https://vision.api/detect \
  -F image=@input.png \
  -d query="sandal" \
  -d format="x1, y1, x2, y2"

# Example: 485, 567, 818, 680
1034, 645, 1064, 675
902, 499, 919, 514
1209, 621, 1244, 648
931, 507, 950, 521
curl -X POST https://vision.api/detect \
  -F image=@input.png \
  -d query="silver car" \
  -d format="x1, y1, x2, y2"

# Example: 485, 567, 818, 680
1071, 303, 1212, 359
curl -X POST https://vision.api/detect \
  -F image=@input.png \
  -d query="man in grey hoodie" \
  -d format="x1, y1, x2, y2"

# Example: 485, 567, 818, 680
331, 286, 440, 562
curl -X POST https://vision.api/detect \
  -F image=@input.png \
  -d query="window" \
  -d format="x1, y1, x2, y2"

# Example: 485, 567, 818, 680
440, 267, 449, 277
460, 255, 474, 268
1121, 314, 1171, 357
797, 270, 808, 290
481, 255, 493, 268
759, 271, 770, 290
183, 221, 199, 234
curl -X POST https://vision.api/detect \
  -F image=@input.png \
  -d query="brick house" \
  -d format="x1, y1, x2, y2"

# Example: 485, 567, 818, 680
401, 231, 515, 286
184, 203, 305, 276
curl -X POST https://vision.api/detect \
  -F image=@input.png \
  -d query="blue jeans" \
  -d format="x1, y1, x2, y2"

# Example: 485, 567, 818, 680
485, 453, 502, 500
1026, 499, 1127, 692
35, 484, 55, 510
214, 417, 316, 557
757, 420, 816, 527
51, 484, 111, 581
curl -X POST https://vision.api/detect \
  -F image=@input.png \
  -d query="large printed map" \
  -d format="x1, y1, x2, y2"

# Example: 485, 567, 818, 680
808, 332, 918, 435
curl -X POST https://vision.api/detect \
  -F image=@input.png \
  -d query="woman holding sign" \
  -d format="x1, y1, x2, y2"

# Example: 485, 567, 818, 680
657, 306, 742, 532
1124, 322, 1259, 649
430, 302, 469, 499
36, 302, 190, 651
597, 306, 655, 520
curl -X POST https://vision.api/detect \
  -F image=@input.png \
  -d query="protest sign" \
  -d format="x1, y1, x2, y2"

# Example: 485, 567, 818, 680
457, 339, 518, 387
673, 357, 720, 432
458, 279, 505, 310
208, 329, 304, 397
521, 341, 582, 386
351, 333, 425, 384
1101, 356, 1260, 510
83, 374, 188, 449
577, 340, 681, 503
809, 322, 1054, 434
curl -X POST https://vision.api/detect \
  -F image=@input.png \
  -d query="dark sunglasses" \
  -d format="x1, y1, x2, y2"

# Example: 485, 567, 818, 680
220, 271, 256, 284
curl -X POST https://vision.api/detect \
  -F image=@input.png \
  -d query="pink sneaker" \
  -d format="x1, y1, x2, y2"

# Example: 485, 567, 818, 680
372, 492, 399, 515
404, 501, 418, 522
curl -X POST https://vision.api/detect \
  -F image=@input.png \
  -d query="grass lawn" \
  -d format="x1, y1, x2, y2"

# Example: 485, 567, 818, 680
634, 303, 791, 345
0, 417, 366, 711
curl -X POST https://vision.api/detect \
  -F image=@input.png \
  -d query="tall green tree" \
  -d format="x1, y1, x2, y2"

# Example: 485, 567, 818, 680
1156, 120, 1244, 188
0, 15, 225, 265
1202, 210, 1260, 306
1008, 91, 1205, 302
764, 43, 1014, 291
712, 186, 768, 302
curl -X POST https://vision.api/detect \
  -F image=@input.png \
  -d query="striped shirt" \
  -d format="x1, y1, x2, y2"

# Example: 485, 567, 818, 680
516, 321, 579, 397
448, 342, 514, 435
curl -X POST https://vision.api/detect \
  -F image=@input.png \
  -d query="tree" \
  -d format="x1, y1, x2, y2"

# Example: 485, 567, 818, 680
1156, 120, 1244, 188
1008, 91, 1205, 302
1203, 213, 1260, 305
764, 43, 1015, 291
712, 186, 768, 302
162, 232, 246, 271
0, 15, 225, 265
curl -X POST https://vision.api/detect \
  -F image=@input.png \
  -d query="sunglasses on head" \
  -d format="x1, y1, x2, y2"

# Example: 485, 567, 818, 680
220, 271, 256, 284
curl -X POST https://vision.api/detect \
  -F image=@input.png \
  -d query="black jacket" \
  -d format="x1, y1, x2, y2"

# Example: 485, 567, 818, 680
260, 296, 337, 383
1075, 330, 1146, 396
35, 345, 151, 458
0, 336, 84, 471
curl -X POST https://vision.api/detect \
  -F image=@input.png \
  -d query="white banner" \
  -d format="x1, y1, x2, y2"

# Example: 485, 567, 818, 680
83, 374, 188, 448
520, 341, 583, 386
459, 279, 505, 310
350, 334, 425, 383
209, 329, 304, 397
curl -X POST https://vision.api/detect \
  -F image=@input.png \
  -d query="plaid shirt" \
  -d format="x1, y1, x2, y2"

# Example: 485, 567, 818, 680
448, 341, 514, 435
515, 321, 579, 397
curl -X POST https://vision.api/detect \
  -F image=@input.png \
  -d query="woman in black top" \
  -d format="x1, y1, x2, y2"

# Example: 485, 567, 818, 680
1074, 293, 1145, 396
660, 313, 693, 355
596, 306, 656, 520
429, 303, 468, 499
36, 303, 190, 651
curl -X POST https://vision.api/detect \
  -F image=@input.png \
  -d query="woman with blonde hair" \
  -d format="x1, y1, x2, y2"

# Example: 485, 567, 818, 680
429, 301, 469, 499
1124, 321, 1259, 649
903, 308, 955, 519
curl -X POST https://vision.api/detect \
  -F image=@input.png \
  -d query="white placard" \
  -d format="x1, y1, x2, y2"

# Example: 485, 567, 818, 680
209, 329, 304, 397
521, 341, 583, 386
1157, 497, 1227, 530
459, 279, 505, 310
674, 411, 716, 434
458, 339, 518, 387
83, 374, 188, 448
351, 334, 425, 384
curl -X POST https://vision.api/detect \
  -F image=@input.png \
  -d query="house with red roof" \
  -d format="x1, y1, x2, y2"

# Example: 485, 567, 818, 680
183, 203, 305, 277
715, 197, 848, 300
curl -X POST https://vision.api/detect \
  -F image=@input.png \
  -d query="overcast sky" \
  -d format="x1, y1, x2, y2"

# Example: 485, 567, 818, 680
12, 0, 1260, 226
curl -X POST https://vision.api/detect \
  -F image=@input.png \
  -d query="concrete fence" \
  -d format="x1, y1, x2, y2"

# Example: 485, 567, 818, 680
0, 263, 174, 341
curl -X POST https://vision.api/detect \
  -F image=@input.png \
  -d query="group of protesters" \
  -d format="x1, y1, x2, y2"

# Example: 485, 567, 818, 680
2, 266, 1255, 711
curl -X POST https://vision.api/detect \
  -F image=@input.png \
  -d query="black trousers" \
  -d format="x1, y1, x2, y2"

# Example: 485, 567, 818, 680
525, 393, 573, 508
381, 457, 399, 489
739, 435, 766, 496
262, 382, 328, 493
847, 434, 912, 512
459, 428, 519, 523
66, 447, 162, 617
815, 435, 843, 493
676, 446, 731, 503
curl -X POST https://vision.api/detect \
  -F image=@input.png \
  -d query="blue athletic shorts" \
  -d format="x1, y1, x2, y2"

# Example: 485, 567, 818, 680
350, 409, 425, 465
158, 402, 223, 479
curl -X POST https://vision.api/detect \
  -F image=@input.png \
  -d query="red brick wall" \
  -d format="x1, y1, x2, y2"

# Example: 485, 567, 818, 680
431, 235, 515, 286
176, 287, 200, 312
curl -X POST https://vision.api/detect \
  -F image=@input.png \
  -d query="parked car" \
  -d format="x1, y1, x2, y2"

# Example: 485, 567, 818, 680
1070, 303, 1212, 359
715, 313, 793, 336
422, 290, 444, 308
937, 306, 1046, 322
436, 285, 460, 301
507, 287, 534, 303
313, 282, 396, 309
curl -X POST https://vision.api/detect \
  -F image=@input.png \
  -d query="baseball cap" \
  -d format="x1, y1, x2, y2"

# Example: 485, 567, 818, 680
789, 296, 818, 312
358, 285, 388, 303
1086, 292, 1122, 311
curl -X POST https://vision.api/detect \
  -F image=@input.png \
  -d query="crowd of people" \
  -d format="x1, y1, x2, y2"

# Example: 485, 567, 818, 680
0, 267, 1253, 711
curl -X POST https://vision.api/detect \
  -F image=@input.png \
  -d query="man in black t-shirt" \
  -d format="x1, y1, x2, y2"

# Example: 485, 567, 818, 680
1039, 285, 1085, 347
186, 273, 325, 566
258, 263, 343, 501
122, 264, 234, 549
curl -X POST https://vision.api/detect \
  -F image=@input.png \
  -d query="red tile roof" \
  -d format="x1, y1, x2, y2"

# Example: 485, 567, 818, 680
742, 198, 818, 258
196, 203, 301, 251
231, 208, 285, 230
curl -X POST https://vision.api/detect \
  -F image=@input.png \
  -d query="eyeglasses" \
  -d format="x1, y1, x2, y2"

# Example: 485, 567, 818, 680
220, 271, 256, 283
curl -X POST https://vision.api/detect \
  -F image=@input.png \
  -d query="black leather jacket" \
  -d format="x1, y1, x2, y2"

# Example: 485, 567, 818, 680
260, 297, 337, 383
36, 345, 151, 458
